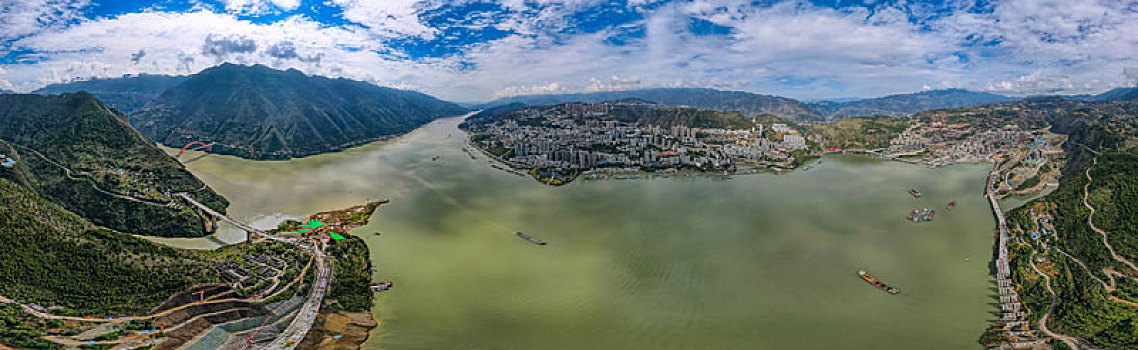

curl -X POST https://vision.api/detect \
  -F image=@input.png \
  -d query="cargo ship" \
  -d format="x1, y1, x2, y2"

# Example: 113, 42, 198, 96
516, 232, 547, 245
858, 270, 900, 294
908, 188, 922, 198
907, 208, 935, 222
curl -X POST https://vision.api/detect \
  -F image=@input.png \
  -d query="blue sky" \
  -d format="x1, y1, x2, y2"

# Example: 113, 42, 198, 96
1, 0, 1137, 101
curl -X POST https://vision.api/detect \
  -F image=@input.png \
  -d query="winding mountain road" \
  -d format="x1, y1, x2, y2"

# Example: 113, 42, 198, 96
1082, 157, 1138, 272
1028, 250, 1081, 350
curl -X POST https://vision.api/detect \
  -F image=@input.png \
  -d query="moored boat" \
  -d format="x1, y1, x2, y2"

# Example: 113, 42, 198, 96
858, 270, 900, 294
907, 208, 935, 222
371, 280, 394, 292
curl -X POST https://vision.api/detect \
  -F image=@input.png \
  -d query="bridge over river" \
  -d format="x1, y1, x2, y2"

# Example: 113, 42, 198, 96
176, 193, 331, 350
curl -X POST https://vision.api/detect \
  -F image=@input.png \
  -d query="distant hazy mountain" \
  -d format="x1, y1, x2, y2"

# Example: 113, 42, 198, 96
131, 64, 467, 160
0, 89, 15, 94
465, 98, 757, 130
479, 88, 821, 122
1067, 87, 1138, 101
808, 89, 1017, 118
33, 74, 189, 114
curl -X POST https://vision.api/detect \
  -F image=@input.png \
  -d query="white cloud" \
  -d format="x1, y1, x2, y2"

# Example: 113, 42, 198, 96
220, 0, 301, 15
2, 0, 1138, 100
493, 82, 567, 97
984, 72, 1111, 96
460, 1, 957, 100
329, 0, 437, 39
0, 0, 90, 41
0, 10, 435, 91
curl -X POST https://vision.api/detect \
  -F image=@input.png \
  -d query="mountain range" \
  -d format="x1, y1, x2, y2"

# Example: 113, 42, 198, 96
127, 64, 467, 160
33, 74, 189, 114
1068, 87, 1138, 101
478, 87, 1024, 121
807, 89, 1017, 118
465, 98, 758, 130
0, 93, 228, 237
28, 65, 1138, 154
479, 86, 1138, 122
478, 88, 820, 121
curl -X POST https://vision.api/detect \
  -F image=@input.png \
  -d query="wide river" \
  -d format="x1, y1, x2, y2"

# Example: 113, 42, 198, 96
165, 116, 999, 349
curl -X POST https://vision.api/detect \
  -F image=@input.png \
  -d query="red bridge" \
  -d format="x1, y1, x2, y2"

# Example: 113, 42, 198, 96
176, 141, 214, 158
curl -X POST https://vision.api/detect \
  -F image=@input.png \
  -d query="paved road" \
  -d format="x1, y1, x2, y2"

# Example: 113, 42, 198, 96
259, 253, 331, 350
0, 292, 252, 323
1028, 250, 1081, 350
176, 193, 264, 236
6, 140, 173, 207
177, 193, 330, 350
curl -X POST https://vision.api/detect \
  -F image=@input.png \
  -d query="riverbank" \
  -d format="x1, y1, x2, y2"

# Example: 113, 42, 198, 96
300, 311, 377, 350
175, 117, 998, 350
463, 133, 799, 186
283, 202, 384, 350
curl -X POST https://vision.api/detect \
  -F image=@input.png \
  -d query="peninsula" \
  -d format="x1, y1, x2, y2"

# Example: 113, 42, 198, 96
460, 99, 811, 185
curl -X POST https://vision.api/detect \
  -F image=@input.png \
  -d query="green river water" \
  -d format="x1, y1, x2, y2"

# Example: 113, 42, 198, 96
162, 116, 1002, 349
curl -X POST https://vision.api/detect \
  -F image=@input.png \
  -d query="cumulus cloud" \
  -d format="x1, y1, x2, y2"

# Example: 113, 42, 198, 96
1, 0, 1138, 99
585, 76, 644, 92
1126, 67, 1138, 84
985, 72, 1109, 95
220, 0, 301, 15
129, 49, 146, 64
176, 53, 195, 72
493, 82, 568, 98
329, 0, 437, 38
201, 34, 258, 58
265, 41, 322, 63
0, 0, 90, 43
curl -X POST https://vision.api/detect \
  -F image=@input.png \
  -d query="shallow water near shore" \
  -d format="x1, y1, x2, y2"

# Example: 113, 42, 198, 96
173, 116, 996, 350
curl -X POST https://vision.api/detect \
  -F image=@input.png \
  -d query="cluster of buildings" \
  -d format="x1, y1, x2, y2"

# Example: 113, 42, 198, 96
888, 116, 1049, 167
465, 103, 810, 178
212, 252, 296, 293
213, 261, 255, 286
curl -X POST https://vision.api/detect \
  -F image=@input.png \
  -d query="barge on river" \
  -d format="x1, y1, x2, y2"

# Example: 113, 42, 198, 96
858, 270, 900, 294
907, 208, 935, 222
516, 232, 547, 245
